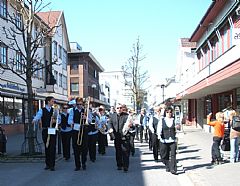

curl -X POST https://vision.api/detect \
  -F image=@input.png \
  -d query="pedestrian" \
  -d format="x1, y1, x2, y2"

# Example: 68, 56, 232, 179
32, 96, 57, 171
229, 110, 240, 163
207, 112, 225, 165
157, 106, 180, 175
59, 104, 72, 161
68, 97, 91, 171
108, 103, 130, 172
127, 108, 137, 156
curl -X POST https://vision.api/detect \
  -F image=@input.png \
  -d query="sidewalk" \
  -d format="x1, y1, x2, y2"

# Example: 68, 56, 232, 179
178, 125, 239, 186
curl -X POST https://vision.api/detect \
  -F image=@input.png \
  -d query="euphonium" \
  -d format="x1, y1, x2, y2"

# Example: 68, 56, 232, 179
122, 113, 137, 136
46, 104, 59, 148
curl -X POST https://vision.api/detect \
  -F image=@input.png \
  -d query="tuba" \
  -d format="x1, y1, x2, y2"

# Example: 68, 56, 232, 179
46, 104, 59, 148
77, 97, 90, 145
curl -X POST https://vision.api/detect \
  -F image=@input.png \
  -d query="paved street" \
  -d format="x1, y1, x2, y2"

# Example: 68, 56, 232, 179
1, 125, 240, 186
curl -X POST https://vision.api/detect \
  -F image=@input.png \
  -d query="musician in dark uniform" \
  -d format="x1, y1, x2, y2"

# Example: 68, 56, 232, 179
157, 106, 180, 175
33, 96, 57, 171
148, 106, 161, 162
87, 108, 99, 162
58, 104, 72, 160
68, 97, 91, 171
109, 103, 130, 172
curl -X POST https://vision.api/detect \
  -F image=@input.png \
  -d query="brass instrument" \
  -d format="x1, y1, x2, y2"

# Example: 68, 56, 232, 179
77, 97, 90, 145
46, 104, 59, 148
122, 113, 137, 136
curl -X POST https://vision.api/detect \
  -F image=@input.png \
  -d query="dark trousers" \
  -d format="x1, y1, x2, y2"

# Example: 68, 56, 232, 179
114, 133, 130, 168
152, 133, 159, 160
88, 133, 98, 161
98, 132, 106, 154
160, 142, 177, 172
61, 131, 72, 160
135, 125, 140, 140
212, 136, 222, 161
148, 130, 153, 150
129, 132, 135, 155
72, 128, 88, 168
42, 129, 56, 168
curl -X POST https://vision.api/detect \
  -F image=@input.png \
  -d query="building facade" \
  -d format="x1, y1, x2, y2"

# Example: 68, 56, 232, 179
68, 50, 107, 107
176, 1, 240, 129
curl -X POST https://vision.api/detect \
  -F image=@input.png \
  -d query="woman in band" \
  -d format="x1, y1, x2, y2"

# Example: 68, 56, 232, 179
98, 107, 108, 155
58, 104, 72, 161
157, 106, 180, 175
68, 97, 91, 171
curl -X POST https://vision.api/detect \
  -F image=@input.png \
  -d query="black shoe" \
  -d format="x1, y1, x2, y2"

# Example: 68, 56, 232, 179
171, 170, 177, 175
131, 152, 135, 156
82, 165, 86, 170
117, 166, 122, 170
44, 166, 50, 170
91, 159, 95, 162
123, 167, 128, 172
50, 167, 55, 171
166, 167, 170, 172
74, 167, 80, 171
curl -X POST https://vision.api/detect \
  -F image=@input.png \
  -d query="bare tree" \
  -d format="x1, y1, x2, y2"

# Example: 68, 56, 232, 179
0, 0, 58, 155
122, 37, 149, 112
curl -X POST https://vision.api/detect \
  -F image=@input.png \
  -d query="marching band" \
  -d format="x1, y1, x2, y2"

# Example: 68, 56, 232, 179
33, 96, 174, 174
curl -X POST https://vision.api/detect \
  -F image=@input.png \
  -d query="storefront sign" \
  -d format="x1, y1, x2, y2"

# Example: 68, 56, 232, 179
0, 82, 25, 92
232, 28, 240, 46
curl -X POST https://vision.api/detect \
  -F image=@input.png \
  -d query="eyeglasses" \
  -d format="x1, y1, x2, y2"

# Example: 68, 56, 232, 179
116, 107, 122, 109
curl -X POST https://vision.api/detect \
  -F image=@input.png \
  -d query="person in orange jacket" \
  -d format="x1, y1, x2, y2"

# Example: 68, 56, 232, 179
207, 112, 225, 165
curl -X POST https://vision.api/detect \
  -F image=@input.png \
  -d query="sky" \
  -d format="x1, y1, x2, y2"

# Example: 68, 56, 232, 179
46, 0, 211, 85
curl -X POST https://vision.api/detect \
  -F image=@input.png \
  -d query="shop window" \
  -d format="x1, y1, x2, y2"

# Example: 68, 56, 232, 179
4, 97, 14, 124
15, 98, 22, 123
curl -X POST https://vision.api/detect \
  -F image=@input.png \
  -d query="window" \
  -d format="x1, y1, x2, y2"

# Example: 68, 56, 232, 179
16, 52, 24, 72
71, 83, 79, 92
62, 49, 67, 70
53, 41, 57, 56
0, 0, 7, 18
16, 11, 22, 29
38, 64, 43, 79
62, 75, 67, 89
54, 70, 58, 85
71, 64, 78, 70
0, 43, 7, 65
58, 45, 62, 59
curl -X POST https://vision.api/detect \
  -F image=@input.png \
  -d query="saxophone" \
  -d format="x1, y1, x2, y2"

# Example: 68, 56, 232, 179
46, 104, 59, 148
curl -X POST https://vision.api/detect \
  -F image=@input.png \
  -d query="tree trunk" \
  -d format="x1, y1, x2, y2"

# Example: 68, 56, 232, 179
26, 77, 35, 155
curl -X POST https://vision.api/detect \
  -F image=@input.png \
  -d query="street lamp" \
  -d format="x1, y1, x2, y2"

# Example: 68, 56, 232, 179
91, 84, 97, 106
160, 84, 165, 103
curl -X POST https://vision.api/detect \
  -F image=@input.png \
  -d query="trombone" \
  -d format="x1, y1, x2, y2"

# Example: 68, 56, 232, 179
77, 97, 90, 145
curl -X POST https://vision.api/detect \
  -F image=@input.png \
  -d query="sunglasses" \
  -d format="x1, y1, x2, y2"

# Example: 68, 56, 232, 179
166, 111, 172, 113
63, 107, 68, 109
77, 103, 83, 106
116, 107, 122, 109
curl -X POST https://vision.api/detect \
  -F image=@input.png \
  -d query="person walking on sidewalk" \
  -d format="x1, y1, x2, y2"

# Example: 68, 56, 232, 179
157, 106, 180, 175
207, 112, 225, 165
32, 96, 57, 171
229, 110, 240, 163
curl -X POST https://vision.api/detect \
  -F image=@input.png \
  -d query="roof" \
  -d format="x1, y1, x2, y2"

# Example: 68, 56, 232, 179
37, 11, 61, 29
189, 1, 227, 42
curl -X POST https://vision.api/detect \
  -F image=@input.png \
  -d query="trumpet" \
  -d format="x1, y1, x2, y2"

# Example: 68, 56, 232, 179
77, 97, 90, 145
46, 104, 59, 148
